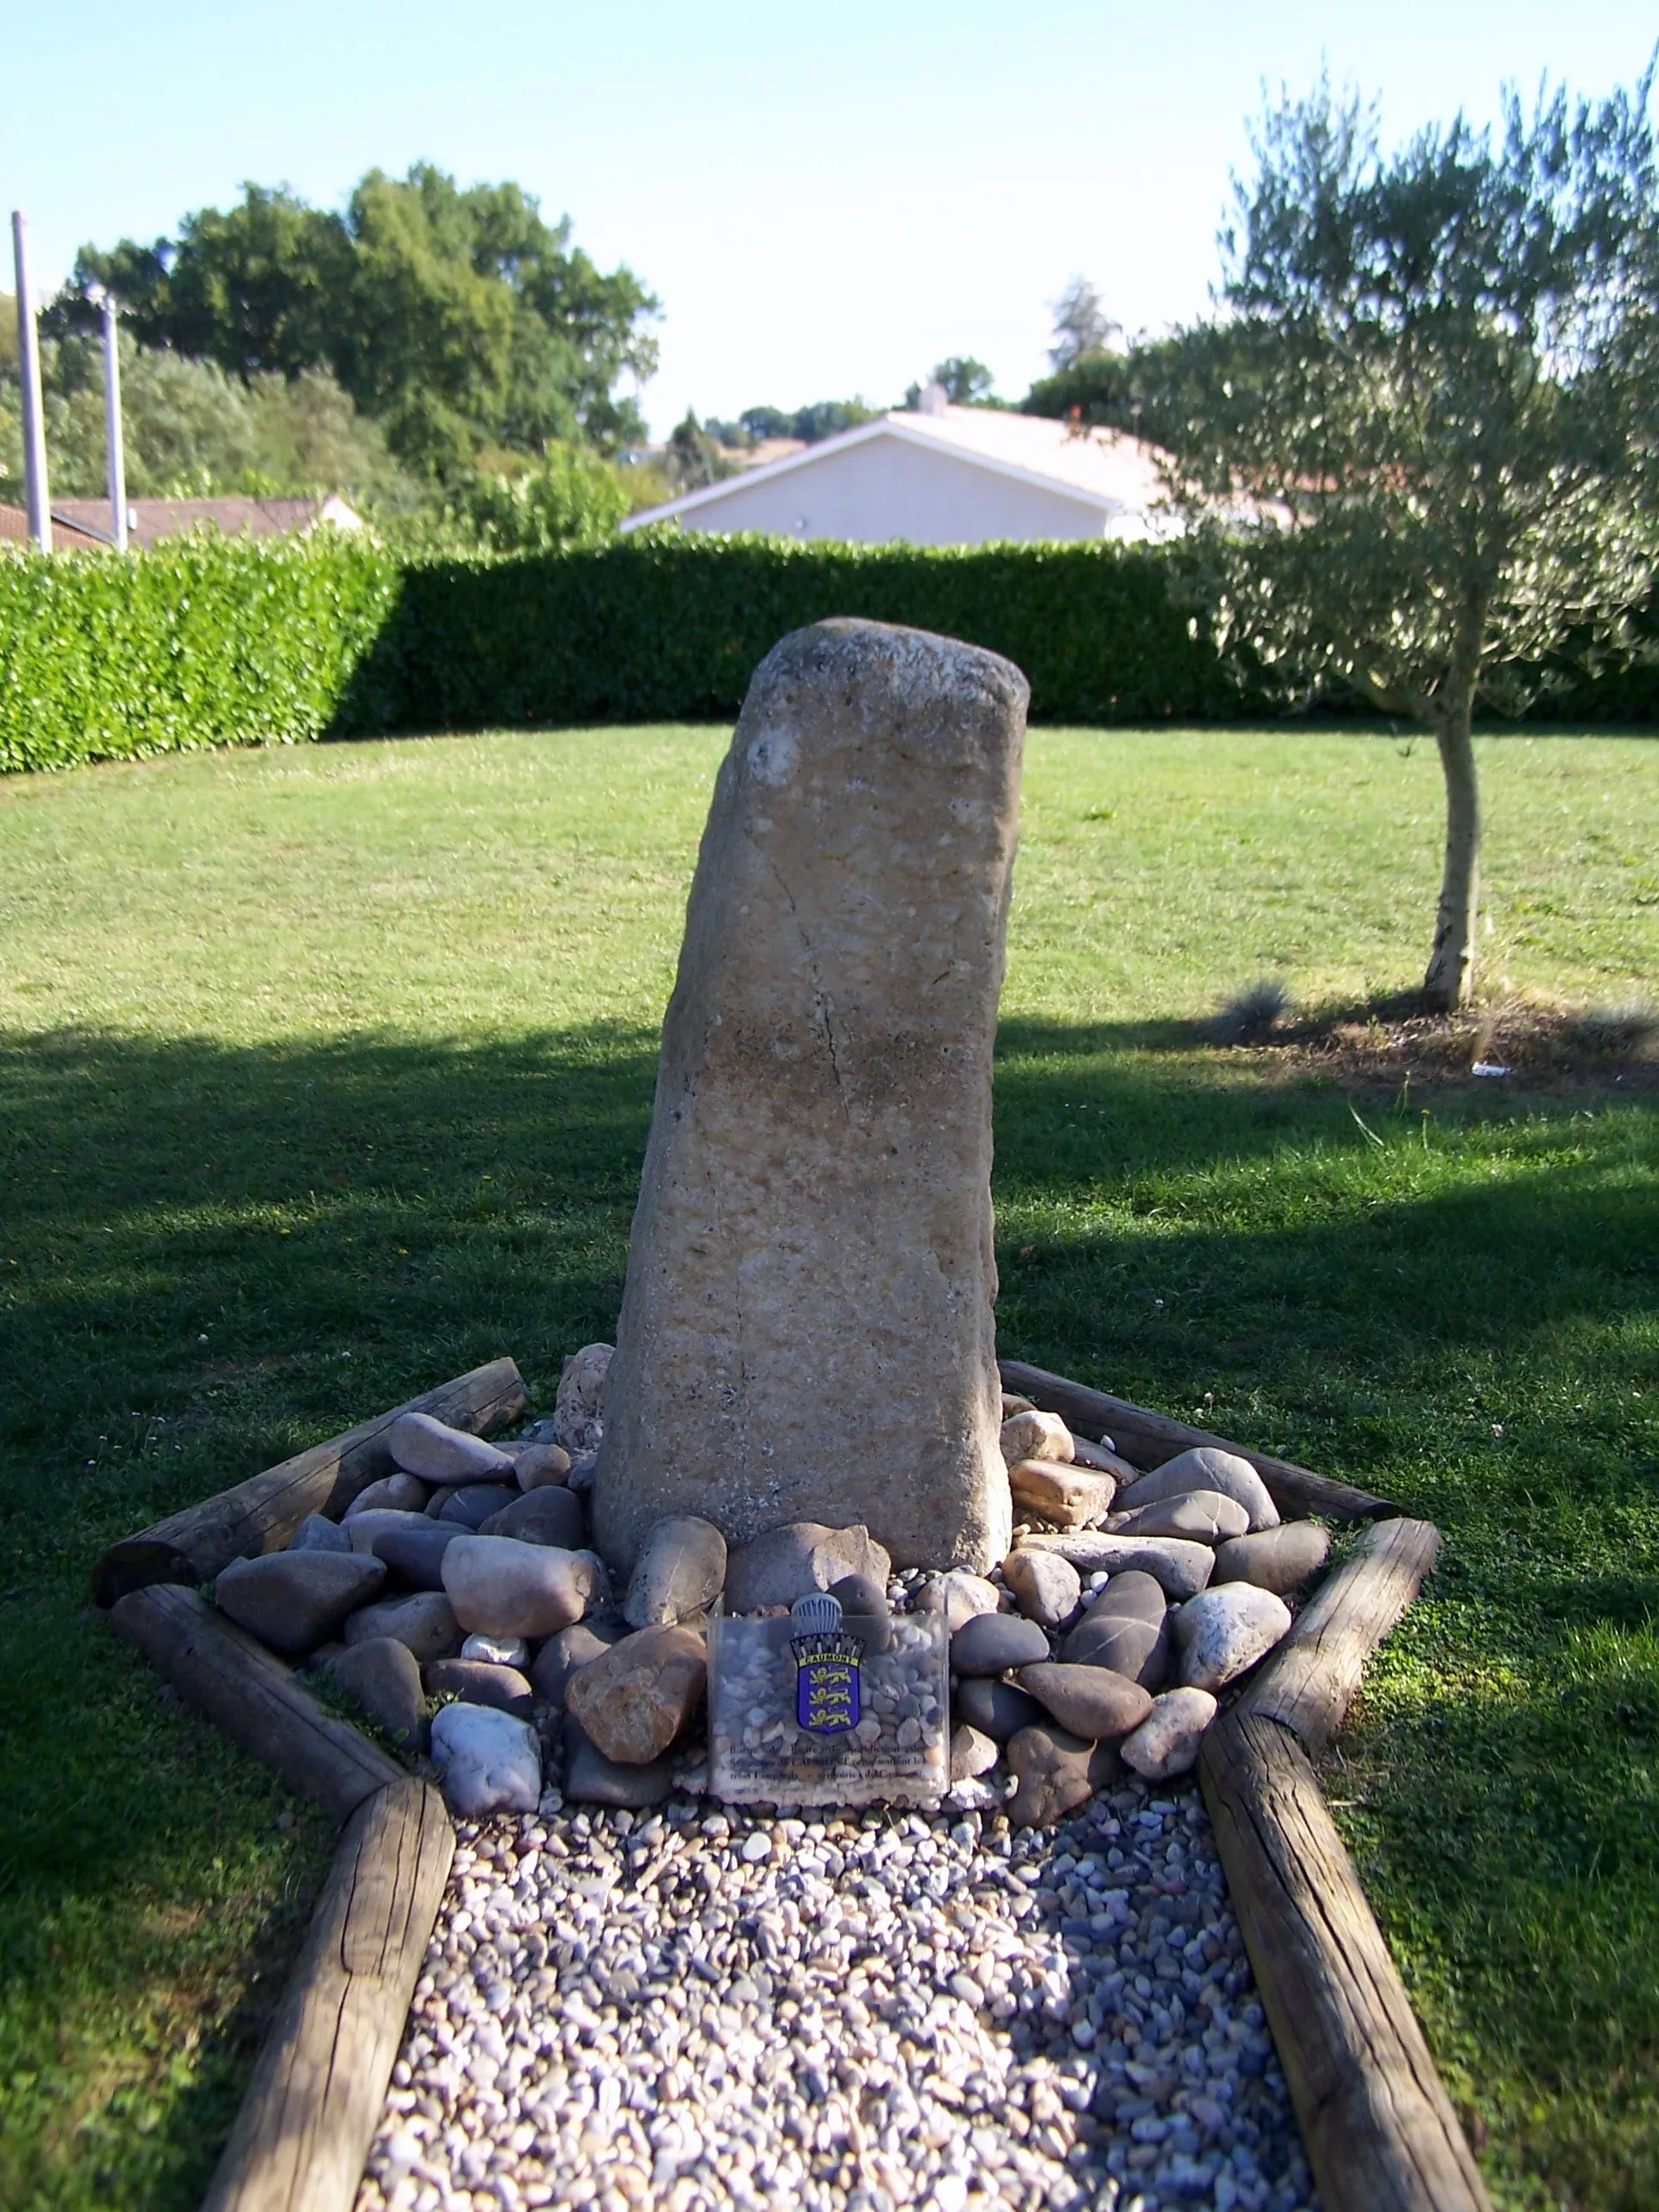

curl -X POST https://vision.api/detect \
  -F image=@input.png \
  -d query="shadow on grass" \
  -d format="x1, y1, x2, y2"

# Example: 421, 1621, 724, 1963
0, 1015, 1655, 2204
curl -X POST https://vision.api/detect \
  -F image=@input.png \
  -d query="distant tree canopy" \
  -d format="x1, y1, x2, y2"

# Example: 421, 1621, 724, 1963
1047, 276, 1121, 370
902, 356, 1006, 409
48, 169, 659, 479
705, 399, 878, 447
1021, 340, 1188, 443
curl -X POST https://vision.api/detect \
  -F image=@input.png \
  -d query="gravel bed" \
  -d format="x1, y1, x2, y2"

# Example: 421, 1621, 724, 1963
355, 1776, 1319, 2212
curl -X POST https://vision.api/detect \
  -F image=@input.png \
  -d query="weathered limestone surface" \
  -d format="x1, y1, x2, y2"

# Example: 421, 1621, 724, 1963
592, 620, 1028, 1573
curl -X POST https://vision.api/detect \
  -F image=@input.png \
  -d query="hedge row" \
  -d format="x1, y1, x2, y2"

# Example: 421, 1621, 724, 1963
336, 533, 1243, 734
2, 529, 1653, 775
0, 533, 400, 774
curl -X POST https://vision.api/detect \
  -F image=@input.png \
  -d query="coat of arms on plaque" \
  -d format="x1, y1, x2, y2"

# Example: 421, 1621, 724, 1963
789, 1592, 863, 1735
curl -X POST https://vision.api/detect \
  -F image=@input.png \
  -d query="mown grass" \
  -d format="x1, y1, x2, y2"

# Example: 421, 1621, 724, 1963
0, 724, 1655, 2209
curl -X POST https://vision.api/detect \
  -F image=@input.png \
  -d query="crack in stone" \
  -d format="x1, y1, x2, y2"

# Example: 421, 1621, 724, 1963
757, 840, 854, 1128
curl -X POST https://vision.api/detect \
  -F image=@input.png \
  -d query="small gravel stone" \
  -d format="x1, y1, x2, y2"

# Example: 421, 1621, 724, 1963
359, 1761, 1322, 2212
461, 1632, 529, 1668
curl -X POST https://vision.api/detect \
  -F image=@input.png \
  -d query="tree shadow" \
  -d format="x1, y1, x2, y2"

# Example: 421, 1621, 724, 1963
0, 1012, 1654, 2201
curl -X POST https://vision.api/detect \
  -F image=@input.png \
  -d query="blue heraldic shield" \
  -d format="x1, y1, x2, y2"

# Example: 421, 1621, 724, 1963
791, 1631, 864, 1735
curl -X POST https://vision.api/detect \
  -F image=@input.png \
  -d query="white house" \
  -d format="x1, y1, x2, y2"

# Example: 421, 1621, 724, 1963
622, 388, 1173, 547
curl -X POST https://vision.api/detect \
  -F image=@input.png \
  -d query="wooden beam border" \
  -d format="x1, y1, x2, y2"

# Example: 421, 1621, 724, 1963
104, 1356, 1486, 2211
201, 1777, 453, 2212
1004, 1358, 1489, 2211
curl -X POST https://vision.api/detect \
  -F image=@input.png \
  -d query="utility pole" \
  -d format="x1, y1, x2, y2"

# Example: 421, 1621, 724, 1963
9, 211, 52, 552
89, 284, 129, 550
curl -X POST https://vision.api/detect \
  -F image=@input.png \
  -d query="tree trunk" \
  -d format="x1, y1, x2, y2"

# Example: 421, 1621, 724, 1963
1423, 694, 1480, 1010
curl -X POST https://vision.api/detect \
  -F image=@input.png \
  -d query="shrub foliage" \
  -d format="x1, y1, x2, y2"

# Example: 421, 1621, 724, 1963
0, 535, 400, 774
0, 527, 1650, 775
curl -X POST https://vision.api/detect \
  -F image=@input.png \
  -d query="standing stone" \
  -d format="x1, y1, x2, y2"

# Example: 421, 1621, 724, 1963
592, 621, 1028, 1573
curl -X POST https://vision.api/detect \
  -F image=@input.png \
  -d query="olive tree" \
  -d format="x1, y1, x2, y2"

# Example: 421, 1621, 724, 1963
1162, 75, 1659, 1007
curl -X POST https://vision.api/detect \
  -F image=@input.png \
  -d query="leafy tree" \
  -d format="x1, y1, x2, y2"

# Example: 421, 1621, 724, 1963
1, 329, 406, 500
51, 167, 659, 478
787, 398, 876, 442
903, 356, 1005, 408
386, 443, 629, 553
1158, 76, 1659, 1007
663, 410, 735, 494
1021, 338, 1187, 446
1048, 276, 1121, 370
60, 188, 354, 378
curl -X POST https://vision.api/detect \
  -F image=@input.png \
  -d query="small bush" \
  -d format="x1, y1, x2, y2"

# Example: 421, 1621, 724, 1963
1212, 976, 1292, 1043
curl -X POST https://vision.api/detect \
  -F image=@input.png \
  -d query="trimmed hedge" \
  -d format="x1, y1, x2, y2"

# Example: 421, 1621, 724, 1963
335, 533, 1243, 733
2, 527, 1654, 775
0, 535, 401, 775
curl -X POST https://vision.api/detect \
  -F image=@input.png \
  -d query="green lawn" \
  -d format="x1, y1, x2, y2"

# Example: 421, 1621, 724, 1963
1, 724, 1655, 2210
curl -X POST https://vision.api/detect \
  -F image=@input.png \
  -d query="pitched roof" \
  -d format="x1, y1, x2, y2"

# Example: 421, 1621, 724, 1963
53, 494, 365, 550
620, 404, 1171, 535
3, 494, 366, 553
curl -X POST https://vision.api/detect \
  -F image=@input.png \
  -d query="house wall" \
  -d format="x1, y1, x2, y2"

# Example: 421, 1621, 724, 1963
666, 433, 1110, 546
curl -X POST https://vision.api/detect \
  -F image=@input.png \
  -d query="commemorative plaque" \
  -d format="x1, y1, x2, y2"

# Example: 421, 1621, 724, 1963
708, 1593, 950, 1808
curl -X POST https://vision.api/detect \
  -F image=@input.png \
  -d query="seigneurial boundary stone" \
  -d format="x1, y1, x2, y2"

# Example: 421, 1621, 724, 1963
592, 619, 1028, 1574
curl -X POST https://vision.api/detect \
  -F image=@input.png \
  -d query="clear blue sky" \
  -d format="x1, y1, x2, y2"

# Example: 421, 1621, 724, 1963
3, 1, 1653, 440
